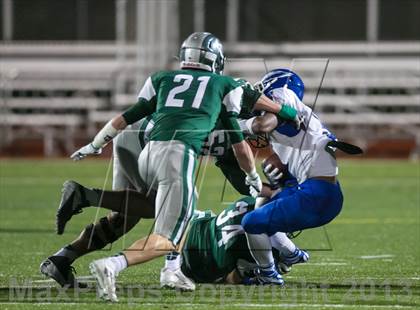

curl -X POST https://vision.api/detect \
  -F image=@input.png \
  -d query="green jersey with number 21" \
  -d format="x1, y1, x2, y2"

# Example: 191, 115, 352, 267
122, 69, 246, 154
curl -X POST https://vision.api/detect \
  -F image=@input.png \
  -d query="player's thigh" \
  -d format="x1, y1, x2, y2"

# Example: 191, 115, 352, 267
138, 140, 188, 188
112, 137, 130, 190
151, 142, 197, 245
113, 124, 146, 191
301, 179, 344, 226
242, 191, 308, 234
266, 190, 338, 234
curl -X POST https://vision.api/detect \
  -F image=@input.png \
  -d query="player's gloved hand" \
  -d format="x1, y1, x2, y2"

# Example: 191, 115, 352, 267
262, 163, 283, 188
70, 143, 102, 161
293, 114, 306, 131
253, 81, 264, 93
245, 170, 263, 198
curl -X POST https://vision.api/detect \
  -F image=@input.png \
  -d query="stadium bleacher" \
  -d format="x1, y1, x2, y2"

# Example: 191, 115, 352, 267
0, 42, 419, 156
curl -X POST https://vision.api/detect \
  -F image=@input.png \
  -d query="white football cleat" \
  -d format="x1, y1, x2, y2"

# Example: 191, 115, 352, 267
160, 267, 196, 291
89, 259, 118, 302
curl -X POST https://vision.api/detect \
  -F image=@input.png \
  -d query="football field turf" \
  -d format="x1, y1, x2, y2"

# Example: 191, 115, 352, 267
0, 158, 419, 309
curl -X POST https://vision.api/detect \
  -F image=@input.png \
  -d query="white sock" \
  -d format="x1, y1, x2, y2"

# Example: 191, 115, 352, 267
270, 232, 297, 257
245, 233, 274, 268
165, 253, 181, 271
108, 255, 128, 274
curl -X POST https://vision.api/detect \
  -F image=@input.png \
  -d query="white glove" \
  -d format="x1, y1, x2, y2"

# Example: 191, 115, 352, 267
245, 170, 263, 198
263, 163, 283, 187
294, 114, 306, 131
70, 143, 102, 161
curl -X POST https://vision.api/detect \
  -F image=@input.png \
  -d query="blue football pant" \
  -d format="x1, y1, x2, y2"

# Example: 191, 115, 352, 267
242, 179, 343, 236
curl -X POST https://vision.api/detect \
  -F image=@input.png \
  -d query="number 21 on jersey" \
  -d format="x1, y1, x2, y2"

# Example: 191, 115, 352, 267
165, 74, 210, 109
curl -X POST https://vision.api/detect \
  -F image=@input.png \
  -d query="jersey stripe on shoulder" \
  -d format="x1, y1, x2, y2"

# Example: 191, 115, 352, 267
223, 86, 243, 114
137, 76, 156, 101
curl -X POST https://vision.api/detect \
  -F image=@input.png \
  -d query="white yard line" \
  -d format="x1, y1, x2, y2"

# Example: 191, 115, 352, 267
239, 304, 416, 309
359, 254, 395, 259
333, 218, 419, 225
302, 262, 348, 266
0, 177, 107, 185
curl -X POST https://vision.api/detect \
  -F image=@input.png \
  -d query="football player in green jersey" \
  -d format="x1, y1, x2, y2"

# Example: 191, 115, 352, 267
64, 32, 298, 302
40, 120, 245, 291
39, 80, 277, 291
180, 196, 308, 285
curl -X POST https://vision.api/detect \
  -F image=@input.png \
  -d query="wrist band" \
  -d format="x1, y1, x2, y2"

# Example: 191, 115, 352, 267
278, 104, 297, 120
92, 120, 119, 149
247, 168, 258, 179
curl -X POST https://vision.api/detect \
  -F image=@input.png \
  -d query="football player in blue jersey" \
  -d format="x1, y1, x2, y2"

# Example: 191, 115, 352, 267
238, 68, 362, 285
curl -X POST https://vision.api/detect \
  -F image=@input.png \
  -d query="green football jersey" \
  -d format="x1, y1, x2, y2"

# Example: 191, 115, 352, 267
134, 115, 249, 195
181, 196, 255, 283
123, 69, 257, 154
135, 115, 231, 157
133, 77, 259, 156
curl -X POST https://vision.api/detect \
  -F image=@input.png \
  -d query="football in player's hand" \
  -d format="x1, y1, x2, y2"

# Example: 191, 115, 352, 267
262, 153, 287, 173
261, 153, 288, 187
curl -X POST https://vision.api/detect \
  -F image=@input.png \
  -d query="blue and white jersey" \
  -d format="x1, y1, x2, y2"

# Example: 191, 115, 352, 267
269, 87, 338, 184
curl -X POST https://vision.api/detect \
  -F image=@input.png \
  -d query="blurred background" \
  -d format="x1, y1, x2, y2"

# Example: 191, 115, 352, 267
0, 0, 419, 158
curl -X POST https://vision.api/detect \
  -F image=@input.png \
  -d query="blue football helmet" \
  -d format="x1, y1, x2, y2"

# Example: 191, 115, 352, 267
257, 68, 305, 101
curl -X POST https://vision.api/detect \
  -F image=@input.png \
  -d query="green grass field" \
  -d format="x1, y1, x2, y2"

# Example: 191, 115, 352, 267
0, 158, 419, 309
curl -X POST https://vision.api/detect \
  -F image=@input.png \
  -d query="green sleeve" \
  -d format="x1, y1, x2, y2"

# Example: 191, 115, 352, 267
215, 148, 250, 195
234, 79, 261, 118
219, 106, 244, 144
241, 86, 261, 113
122, 98, 156, 125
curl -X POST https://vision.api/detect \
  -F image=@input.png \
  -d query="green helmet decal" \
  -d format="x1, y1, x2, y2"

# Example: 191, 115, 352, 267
180, 32, 225, 74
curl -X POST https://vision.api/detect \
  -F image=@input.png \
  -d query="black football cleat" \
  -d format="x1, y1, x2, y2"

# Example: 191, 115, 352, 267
40, 256, 87, 288
56, 180, 89, 235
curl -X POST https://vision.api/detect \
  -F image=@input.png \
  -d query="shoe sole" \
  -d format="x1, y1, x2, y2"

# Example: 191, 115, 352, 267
160, 283, 195, 291
56, 181, 81, 235
257, 278, 285, 286
160, 282, 195, 292
160, 278, 195, 291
